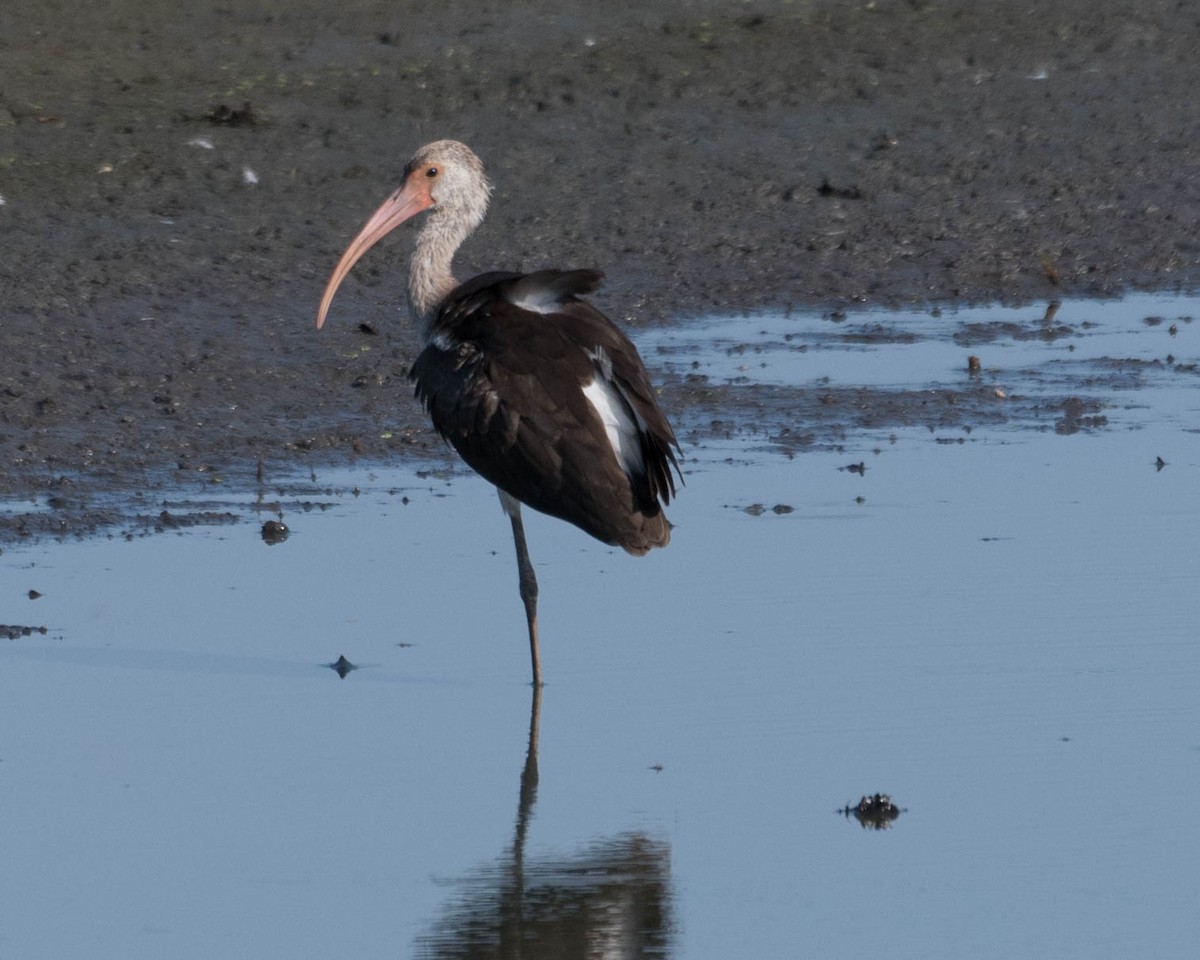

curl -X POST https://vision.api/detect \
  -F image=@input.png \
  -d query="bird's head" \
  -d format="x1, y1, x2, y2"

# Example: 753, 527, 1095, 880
405, 139, 492, 230
316, 139, 492, 329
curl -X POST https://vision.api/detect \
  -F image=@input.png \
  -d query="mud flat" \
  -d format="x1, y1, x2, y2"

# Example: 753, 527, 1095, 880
2, 0, 1197, 535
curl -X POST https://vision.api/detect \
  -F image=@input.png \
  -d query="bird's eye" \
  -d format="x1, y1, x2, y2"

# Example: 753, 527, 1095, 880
425, 166, 439, 179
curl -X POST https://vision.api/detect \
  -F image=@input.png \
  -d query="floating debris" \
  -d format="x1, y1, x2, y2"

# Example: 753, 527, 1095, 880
260, 519, 289, 544
839, 793, 903, 830
1, 624, 49, 640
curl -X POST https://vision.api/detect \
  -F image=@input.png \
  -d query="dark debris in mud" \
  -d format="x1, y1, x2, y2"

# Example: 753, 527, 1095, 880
204, 101, 257, 127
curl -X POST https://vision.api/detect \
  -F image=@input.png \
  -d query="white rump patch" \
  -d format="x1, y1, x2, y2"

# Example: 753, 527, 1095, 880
507, 287, 561, 315
581, 373, 644, 477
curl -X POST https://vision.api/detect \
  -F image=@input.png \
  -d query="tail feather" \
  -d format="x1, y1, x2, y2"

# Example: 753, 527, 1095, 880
620, 511, 672, 556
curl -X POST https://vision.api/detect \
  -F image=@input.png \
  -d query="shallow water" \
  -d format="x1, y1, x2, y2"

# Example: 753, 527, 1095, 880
2, 295, 1198, 959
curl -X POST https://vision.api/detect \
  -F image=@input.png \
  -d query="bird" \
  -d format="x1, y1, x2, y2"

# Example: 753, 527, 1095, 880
316, 140, 681, 686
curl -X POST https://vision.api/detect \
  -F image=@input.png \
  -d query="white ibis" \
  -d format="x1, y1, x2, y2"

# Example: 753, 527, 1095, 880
316, 140, 681, 686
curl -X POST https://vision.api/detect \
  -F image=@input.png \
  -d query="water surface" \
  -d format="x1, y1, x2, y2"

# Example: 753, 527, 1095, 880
2, 295, 1198, 959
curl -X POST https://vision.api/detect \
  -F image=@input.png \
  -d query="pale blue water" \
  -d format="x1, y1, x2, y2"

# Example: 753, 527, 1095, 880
1, 294, 1197, 959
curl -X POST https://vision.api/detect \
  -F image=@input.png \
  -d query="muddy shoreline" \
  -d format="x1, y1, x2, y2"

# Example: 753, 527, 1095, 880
2, 0, 1198, 541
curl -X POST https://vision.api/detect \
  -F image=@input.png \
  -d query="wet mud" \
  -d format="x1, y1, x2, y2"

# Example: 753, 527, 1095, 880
2, 0, 1198, 542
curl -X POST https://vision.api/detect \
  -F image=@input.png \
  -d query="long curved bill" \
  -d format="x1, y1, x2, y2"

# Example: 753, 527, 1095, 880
316, 178, 434, 329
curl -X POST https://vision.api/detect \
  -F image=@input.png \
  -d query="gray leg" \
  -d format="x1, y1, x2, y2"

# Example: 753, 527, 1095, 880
499, 490, 542, 686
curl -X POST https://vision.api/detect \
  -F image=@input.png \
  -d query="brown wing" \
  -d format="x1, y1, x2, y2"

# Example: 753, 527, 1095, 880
411, 270, 681, 553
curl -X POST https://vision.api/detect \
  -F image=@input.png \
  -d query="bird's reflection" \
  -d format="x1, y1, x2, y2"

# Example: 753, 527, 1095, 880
417, 686, 673, 958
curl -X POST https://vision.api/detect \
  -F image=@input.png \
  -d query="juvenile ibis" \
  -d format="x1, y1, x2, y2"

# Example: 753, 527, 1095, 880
316, 140, 682, 686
